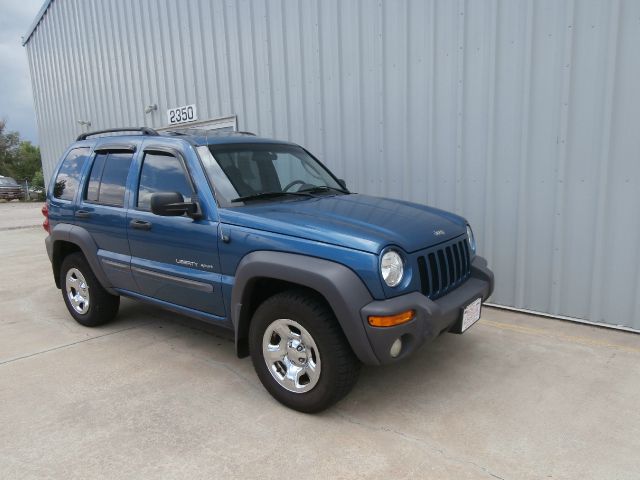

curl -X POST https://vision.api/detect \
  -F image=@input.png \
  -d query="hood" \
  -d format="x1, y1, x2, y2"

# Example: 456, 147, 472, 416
218, 194, 467, 254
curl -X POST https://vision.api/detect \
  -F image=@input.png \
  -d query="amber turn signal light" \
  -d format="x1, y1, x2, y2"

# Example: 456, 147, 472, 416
368, 309, 415, 327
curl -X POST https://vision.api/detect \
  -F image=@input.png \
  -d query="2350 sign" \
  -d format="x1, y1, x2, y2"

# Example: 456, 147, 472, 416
167, 104, 197, 125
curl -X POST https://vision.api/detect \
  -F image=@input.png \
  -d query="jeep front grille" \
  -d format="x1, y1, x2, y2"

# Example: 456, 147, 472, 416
417, 238, 471, 299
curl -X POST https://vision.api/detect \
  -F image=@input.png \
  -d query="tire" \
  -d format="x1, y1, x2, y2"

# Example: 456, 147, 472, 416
59, 252, 120, 327
249, 290, 360, 413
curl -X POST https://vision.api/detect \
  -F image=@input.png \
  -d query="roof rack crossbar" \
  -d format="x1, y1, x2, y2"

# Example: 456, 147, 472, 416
76, 127, 159, 141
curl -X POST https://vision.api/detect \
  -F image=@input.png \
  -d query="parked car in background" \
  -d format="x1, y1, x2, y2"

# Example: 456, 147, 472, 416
0, 176, 23, 201
43, 127, 494, 412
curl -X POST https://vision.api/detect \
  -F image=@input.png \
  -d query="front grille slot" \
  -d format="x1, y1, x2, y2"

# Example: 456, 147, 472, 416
428, 253, 439, 295
437, 250, 448, 289
417, 237, 472, 299
445, 247, 455, 287
462, 240, 470, 272
417, 256, 429, 296
452, 243, 461, 279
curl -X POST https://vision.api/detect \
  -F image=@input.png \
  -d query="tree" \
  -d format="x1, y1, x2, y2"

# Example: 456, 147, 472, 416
0, 119, 20, 176
32, 169, 44, 189
0, 119, 41, 183
11, 141, 41, 181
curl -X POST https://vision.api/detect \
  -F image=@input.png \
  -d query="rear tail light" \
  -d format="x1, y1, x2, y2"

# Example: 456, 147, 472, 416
41, 203, 50, 233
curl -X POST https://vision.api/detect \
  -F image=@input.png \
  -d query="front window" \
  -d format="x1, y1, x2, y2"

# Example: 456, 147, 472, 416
137, 152, 193, 211
198, 143, 346, 206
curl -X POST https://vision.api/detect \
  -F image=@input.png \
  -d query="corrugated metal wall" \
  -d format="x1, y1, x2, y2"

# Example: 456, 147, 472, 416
25, 0, 640, 330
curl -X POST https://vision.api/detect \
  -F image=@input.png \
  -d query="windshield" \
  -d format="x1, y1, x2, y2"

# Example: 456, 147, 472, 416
198, 143, 346, 206
0, 177, 18, 186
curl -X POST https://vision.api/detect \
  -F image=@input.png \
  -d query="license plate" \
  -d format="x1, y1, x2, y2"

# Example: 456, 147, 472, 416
461, 298, 482, 332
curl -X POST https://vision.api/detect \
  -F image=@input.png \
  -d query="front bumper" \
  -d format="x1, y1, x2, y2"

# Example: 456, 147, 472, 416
0, 191, 22, 200
360, 256, 494, 364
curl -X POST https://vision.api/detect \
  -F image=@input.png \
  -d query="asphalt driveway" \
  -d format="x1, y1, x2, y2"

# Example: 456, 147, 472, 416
1, 202, 639, 479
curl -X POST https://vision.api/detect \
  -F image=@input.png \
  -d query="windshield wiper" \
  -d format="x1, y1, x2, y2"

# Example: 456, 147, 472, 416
299, 185, 349, 194
230, 191, 314, 203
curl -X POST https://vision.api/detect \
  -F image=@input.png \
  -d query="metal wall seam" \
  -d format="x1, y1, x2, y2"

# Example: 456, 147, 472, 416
376, 0, 384, 197
402, 0, 411, 201
482, 0, 498, 271
588, 0, 620, 323
71, 0, 92, 135
549, 0, 575, 313
454, 0, 465, 214
116, 0, 135, 126
427, 0, 437, 208
218, 0, 234, 120
514, 0, 534, 307
81, 0, 98, 137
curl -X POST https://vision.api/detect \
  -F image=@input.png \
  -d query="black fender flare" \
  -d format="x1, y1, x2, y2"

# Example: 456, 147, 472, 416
46, 223, 117, 294
231, 251, 380, 365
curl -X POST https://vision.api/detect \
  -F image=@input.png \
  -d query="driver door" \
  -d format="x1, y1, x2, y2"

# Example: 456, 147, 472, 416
126, 146, 225, 319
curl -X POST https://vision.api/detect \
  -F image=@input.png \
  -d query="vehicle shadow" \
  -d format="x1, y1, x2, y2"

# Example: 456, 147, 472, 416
344, 332, 488, 412
114, 298, 487, 413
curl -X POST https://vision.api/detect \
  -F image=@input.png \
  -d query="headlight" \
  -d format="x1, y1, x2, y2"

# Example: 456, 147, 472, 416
381, 250, 404, 287
466, 224, 477, 254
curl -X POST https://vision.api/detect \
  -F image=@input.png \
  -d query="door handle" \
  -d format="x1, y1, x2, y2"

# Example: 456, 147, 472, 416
130, 219, 152, 230
75, 210, 91, 218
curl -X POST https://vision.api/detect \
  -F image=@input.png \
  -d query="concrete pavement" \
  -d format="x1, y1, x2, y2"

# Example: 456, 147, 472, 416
0, 200, 44, 230
1, 203, 639, 479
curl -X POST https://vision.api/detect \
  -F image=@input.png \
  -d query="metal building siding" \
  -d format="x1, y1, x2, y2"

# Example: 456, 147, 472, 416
25, 0, 640, 330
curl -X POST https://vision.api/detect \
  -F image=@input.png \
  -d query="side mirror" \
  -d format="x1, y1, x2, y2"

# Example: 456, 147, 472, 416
337, 179, 347, 190
150, 192, 199, 217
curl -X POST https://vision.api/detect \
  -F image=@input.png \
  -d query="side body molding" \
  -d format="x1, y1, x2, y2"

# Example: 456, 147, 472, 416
231, 251, 380, 365
45, 223, 117, 295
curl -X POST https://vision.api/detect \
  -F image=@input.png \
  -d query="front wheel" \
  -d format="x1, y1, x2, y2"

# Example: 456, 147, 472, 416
249, 290, 360, 413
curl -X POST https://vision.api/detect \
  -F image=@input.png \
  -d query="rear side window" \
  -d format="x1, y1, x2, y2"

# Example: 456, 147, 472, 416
85, 152, 134, 207
53, 148, 90, 200
137, 152, 193, 211
85, 154, 107, 202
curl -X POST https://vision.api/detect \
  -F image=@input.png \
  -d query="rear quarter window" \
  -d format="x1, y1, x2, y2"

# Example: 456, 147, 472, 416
53, 148, 90, 201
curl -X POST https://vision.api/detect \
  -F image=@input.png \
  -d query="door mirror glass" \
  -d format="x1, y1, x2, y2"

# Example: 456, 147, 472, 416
150, 192, 198, 217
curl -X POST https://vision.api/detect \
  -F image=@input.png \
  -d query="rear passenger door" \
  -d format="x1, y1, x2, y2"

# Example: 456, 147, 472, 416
127, 145, 225, 319
73, 145, 138, 291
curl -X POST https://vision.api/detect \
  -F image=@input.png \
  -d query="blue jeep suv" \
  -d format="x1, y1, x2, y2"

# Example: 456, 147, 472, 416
43, 127, 494, 412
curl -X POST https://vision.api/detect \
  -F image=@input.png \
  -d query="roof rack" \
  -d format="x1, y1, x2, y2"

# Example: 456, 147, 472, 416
164, 128, 256, 137
76, 127, 159, 141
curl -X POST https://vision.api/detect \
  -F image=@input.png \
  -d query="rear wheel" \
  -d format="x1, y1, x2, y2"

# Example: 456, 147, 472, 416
60, 252, 119, 327
249, 290, 360, 413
